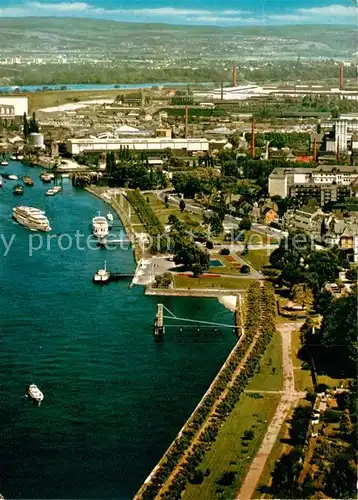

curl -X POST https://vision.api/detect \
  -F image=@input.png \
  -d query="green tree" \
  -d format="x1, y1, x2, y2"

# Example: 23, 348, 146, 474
326, 453, 357, 499
320, 288, 358, 374
339, 409, 353, 436
239, 216, 252, 231
179, 199, 186, 212
291, 284, 314, 309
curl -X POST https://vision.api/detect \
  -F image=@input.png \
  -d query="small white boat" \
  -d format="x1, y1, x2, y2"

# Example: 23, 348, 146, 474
10, 155, 17, 161
52, 186, 62, 193
8, 174, 18, 180
0, 175, 2, 188
17, 155, 24, 160
93, 261, 110, 284
45, 188, 55, 196
28, 384, 44, 406
1, 161, 8, 166
107, 213, 114, 221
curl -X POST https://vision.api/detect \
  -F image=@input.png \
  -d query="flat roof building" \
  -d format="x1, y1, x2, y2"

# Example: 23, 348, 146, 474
66, 137, 210, 155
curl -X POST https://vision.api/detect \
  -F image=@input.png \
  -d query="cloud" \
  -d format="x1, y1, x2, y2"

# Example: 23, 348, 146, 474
0, 2, 356, 25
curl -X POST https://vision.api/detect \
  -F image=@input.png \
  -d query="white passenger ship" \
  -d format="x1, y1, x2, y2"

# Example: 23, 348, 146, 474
92, 213, 109, 241
13, 206, 51, 232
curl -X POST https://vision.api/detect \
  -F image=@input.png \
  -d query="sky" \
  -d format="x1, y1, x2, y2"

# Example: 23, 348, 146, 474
0, 0, 357, 25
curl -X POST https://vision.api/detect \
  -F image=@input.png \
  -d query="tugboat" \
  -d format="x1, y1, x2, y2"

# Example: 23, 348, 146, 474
13, 184, 24, 196
23, 176, 34, 186
93, 261, 110, 284
27, 384, 44, 406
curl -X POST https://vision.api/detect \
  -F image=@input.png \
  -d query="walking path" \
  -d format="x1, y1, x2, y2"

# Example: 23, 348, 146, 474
237, 322, 304, 500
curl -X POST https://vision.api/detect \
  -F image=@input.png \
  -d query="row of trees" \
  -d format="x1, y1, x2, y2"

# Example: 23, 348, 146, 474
141, 282, 277, 499
125, 190, 166, 253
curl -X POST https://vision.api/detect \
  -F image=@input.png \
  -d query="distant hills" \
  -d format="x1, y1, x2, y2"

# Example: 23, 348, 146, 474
0, 18, 356, 60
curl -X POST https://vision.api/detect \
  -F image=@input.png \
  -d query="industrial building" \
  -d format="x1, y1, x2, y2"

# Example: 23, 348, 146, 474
0, 96, 28, 118
269, 165, 358, 205
66, 137, 210, 155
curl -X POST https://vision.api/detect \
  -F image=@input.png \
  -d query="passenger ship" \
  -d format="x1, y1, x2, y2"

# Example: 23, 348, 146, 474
13, 206, 51, 232
92, 213, 109, 241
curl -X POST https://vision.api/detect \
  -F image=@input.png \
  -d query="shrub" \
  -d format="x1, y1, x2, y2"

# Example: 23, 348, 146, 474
217, 471, 236, 486
220, 248, 230, 255
206, 240, 214, 249
240, 265, 250, 274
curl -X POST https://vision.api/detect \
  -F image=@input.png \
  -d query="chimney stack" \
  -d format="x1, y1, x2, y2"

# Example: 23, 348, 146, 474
339, 64, 344, 90
184, 106, 188, 139
221, 81, 224, 101
232, 65, 237, 87
251, 120, 256, 158
313, 137, 317, 162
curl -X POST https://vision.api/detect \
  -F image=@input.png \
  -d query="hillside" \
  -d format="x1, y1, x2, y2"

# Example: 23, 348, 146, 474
0, 18, 356, 60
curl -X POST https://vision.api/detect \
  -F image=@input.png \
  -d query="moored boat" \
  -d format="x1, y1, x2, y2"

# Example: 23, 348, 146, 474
8, 174, 18, 180
92, 213, 109, 241
40, 172, 54, 182
93, 261, 110, 284
45, 188, 55, 196
107, 212, 114, 221
13, 184, 24, 196
13, 206, 51, 231
28, 384, 44, 406
0, 175, 2, 188
23, 176, 34, 186
1, 160, 8, 166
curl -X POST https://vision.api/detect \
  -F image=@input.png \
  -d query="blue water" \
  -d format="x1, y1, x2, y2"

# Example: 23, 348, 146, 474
210, 259, 224, 267
0, 82, 212, 93
0, 162, 235, 499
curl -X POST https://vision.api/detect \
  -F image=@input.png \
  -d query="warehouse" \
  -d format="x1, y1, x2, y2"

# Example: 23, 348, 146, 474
66, 137, 210, 155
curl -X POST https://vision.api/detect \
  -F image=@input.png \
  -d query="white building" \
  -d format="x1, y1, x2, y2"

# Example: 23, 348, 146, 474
0, 96, 28, 117
67, 137, 210, 155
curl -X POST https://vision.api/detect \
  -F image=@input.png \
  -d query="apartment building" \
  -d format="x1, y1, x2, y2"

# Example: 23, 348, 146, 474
269, 165, 358, 205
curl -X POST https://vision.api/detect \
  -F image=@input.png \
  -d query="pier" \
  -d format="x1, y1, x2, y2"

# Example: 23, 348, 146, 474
153, 303, 238, 337
109, 272, 134, 281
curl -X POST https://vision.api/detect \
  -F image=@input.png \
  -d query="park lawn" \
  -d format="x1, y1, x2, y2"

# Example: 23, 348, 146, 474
243, 249, 272, 270
244, 230, 279, 246
246, 328, 283, 392
174, 275, 256, 290
182, 393, 281, 500
146, 193, 202, 227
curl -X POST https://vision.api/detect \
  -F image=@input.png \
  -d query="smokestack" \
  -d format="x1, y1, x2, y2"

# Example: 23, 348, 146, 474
184, 106, 188, 139
251, 120, 255, 158
339, 64, 344, 90
221, 81, 224, 101
313, 137, 317, 162
232, 65, 236, 87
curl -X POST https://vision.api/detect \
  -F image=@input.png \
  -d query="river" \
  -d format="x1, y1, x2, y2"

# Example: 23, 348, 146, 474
0, 82, 212, 93
0, 162, 235, 499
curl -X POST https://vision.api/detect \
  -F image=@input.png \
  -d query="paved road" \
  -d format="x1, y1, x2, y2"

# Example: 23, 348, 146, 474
237, 322, 305, 500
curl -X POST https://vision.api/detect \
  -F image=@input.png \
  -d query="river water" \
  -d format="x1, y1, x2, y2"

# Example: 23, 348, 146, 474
0, 82, 212, 93
0, 162, 235, 499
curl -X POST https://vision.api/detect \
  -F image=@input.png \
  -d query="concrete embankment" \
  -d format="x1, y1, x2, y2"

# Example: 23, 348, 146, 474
145, 287, 244, 298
